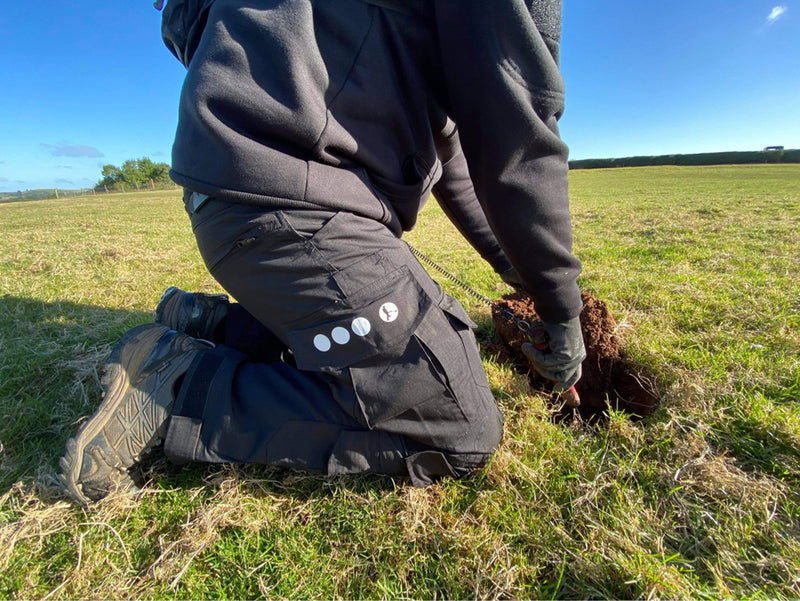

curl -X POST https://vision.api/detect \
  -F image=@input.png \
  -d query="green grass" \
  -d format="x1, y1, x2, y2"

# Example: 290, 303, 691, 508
1, 165, 798, 599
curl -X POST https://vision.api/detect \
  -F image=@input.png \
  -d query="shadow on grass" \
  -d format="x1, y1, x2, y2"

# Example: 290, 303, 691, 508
0, 294, 152, 493
710, 413, 800, 486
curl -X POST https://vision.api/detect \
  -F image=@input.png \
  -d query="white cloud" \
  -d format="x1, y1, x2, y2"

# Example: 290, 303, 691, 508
40, 142, 104, 158
766, 5, 788, 24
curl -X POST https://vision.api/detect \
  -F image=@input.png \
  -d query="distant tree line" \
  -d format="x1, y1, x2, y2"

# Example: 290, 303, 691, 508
569, 149, 800, 170
0, 188, 96, 203
95, 157, 173, 192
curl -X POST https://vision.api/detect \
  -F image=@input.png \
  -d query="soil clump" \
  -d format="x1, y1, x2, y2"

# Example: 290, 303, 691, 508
489, 291, 658, 421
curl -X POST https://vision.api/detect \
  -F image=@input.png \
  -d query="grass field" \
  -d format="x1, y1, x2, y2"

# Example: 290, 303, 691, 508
0, 165, 798, 599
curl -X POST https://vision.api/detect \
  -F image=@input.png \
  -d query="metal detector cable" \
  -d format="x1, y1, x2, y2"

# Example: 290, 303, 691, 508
406, 243, 495, 307
406, 242, 543, 341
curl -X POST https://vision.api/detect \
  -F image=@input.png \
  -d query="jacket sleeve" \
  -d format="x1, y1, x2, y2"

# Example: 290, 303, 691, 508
433, 123, 513, 275
434, 0, 582, 322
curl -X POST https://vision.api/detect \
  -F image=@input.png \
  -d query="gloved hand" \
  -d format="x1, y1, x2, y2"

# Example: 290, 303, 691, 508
521, 316, 586, 402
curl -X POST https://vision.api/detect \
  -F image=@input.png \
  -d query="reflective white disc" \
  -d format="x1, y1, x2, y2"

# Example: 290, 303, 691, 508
351, 317, 371, 336
313, 334, 331, 352
332, 326, 351, 345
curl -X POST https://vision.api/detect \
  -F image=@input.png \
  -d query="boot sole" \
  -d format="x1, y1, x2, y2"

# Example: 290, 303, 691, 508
59, 324, 170, 504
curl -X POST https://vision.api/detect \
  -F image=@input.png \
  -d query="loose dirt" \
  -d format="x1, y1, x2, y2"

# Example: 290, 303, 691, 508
488, 291, 658, 420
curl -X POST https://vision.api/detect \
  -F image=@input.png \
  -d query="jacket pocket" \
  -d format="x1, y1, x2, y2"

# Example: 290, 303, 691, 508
367, 157, 441, 231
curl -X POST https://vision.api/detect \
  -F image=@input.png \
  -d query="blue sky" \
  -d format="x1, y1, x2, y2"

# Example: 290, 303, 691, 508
1, 1, 798, 192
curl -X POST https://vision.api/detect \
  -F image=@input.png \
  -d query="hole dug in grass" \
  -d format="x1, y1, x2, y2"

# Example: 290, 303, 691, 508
489, 291, 659, 421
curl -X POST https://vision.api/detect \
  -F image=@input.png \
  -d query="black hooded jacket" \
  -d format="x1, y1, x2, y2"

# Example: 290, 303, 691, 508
162, 0, 582, 322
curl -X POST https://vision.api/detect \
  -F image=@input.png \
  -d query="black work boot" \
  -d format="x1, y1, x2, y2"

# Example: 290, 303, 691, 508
154, 286, 229, 341
59, 323, 212, 504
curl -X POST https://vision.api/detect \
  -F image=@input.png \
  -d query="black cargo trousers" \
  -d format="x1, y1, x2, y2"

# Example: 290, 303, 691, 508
163, 197, 504, 486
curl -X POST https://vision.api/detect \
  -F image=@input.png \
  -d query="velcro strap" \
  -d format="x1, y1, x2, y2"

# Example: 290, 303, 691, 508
164, 345, 246, 463
172, 345, 245, 419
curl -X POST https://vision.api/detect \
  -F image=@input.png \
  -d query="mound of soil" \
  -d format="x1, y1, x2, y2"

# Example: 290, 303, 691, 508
489, 291, 658, 420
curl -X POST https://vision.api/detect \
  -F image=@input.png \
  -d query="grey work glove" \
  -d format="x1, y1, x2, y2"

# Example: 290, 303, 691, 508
521, 316, 586, 392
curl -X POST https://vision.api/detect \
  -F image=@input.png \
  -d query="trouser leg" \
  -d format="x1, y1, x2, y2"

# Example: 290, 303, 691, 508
222, 303, 290, 363
165, 343, 409, 474
164, 199, 503, 485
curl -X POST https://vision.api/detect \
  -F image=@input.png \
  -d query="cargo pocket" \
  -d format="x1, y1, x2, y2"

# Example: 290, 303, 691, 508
414, 294, 493, 406
286, 266, 429, 371
281, 210, 400, 298
286, 265, 468, 432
